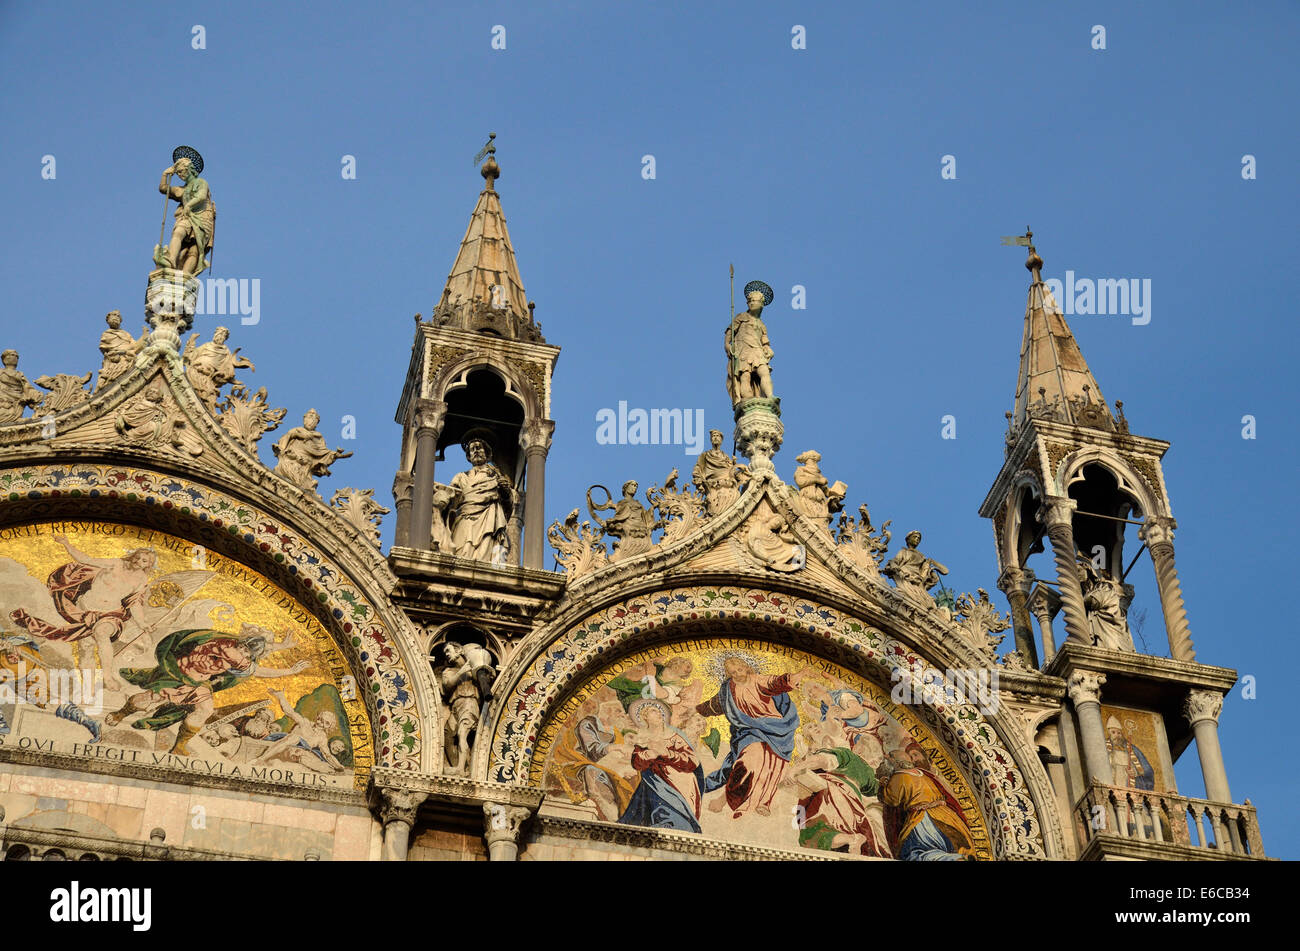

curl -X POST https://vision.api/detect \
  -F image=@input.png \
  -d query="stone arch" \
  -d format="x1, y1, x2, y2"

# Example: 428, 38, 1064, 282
0, 462, 438, 773
1003, 473, 1046, 572
1054, 448, 1166, 519
484, 583, 1065, 859
430, 355, 541, 424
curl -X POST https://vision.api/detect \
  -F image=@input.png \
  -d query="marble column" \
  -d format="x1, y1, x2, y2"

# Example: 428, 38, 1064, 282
1067, 670, 1113, 786
407, 399, 446, 551
519, 419, 555, 571
1039, 497, 1090, 647
482, 802, 532, 861
1028, 583, 1062, 665
392, 472, 413, 548
1139, 516, 1197, 662
377, 787, 426, 862
1185, 689, 1230, 803
997, 565, 1040, 668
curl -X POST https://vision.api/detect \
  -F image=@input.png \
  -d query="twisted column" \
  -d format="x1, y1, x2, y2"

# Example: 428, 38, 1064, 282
519, 419, 554, 570
407, 399, 446, 550
997, 566, 1039, 668
1039, 497, 1090, 647
1139, 516, 1197, 662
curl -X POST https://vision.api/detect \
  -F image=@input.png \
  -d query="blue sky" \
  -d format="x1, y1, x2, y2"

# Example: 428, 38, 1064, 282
2, 1, 1296, 856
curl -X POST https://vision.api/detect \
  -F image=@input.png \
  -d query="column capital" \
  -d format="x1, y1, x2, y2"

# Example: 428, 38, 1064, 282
519, 418, 555, 456
392, 471, 413, 503
375, 786, 426, 828
997, 565, 1035, 596
483, 801, 533, 848
1139, 515, 1177, 550
1184, 688, 1224, 726
412, 398, 447, 438
1027, 582, 1061, 620
1038, 496, 1077, 531
1067, 669, 1106, 706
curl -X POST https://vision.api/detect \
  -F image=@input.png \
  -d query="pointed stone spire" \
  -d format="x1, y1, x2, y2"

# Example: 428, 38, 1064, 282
431, 134, 536, 337
1010, 232, 1114, 433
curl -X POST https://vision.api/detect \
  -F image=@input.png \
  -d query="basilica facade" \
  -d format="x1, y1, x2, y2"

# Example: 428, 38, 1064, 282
0, 145, 1265, 862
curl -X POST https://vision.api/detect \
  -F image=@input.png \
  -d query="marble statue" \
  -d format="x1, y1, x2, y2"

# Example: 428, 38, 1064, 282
184, 327, 253, 412
437, 640, 498, 774
745, 513, 805, 572
792, 450, 847, 523
441, 437, 515, 562
153, 148, 215, 277
692, 429, 748, 516
0, 351, 42, 423
883, 530, 949, 605
443, 438, 515, 562
725, 284, 774, 402
272, 409, 353, 492
589, 480, 657, 562
96, 311, 145, 390
1080, 564, 1134, 651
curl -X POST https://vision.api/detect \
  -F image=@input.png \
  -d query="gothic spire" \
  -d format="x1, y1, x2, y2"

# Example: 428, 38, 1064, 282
432, 135, 533, 330
1010, 232, 1115, 434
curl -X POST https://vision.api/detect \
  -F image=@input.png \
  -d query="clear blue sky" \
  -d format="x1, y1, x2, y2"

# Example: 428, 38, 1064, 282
2, 1, 1296, 857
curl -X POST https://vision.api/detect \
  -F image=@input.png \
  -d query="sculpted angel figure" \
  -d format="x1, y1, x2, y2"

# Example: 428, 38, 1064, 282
96, 311, 146, 390
272, 409, 353, 491
589, 480, 657, 562
692, 429, 749, 516
883, 531, 949, 605
184, 326, 254, 411
0, 350, 41, 423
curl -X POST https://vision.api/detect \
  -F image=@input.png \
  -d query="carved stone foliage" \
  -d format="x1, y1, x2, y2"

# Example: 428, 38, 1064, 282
331, 487, 390, 548
216, 385, 287, 452
953, 588, 1012, 661
834, 504, 891, 575
547, 509, 608, 578
34, 372, 92, 415
1184, 689, 1223, 726
646, 475, 706, 547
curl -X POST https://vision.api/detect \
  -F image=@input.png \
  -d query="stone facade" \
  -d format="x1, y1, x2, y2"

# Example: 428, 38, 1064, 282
0, 166, 1265, 863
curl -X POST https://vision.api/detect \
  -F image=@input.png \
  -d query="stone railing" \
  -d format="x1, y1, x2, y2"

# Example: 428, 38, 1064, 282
1074, 781, 1265, 859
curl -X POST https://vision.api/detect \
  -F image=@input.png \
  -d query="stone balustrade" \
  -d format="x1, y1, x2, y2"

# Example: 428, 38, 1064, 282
1073, 781, 1265, 859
